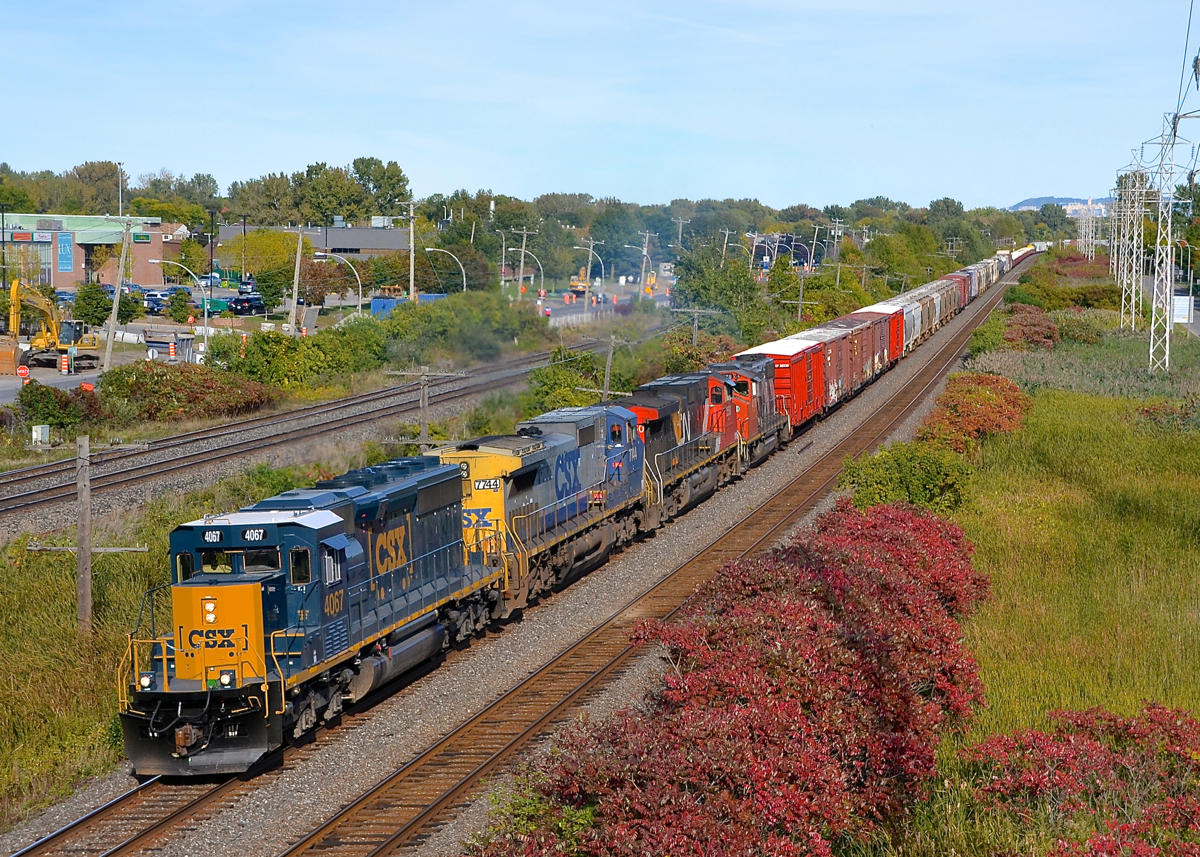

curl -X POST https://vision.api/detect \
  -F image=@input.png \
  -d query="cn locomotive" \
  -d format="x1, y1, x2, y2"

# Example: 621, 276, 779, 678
119, 245, 1033, 775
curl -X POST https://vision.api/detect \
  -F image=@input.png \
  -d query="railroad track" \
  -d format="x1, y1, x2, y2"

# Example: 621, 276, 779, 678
0, 347, 581, 518
0, 347, 566, 496
6, 277, 1016, 857
271, 277, 1016, 857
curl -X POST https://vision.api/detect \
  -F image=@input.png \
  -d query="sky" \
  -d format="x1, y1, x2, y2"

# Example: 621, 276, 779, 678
6, 0, 1197, 211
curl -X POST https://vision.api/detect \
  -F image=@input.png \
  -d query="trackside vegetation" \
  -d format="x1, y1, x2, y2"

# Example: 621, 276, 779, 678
468, 249, 1200, 855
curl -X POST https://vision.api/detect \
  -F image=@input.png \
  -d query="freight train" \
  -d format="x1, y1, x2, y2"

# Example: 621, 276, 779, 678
119, 245, 1034, 775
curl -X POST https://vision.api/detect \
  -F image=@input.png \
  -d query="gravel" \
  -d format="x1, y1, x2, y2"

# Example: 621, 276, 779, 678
0, 294, 992, 857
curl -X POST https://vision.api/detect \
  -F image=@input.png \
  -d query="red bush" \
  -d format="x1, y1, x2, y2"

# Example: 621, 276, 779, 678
963, 705, 1200, 856
1003, 303, 1060, 350
916, 372, 1031, 453
472, 503, 988, 857
1050, 252, 1112, 280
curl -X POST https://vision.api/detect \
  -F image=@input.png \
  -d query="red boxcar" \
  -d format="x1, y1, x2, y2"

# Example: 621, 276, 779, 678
736, 338, 825, 430
943, 272, 971, 306
784, 327, 852, 406
852, 303, 905, 364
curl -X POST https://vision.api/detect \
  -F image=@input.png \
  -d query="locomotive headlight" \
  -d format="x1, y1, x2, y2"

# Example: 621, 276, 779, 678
219, 670, 235, 687
204, 613, 217, 624
138, 672, 155, 690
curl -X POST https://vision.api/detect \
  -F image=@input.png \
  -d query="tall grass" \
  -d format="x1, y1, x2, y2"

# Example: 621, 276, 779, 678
849, 388, 1200, 857
955, 388, 1200, 738
0, 463, 343, 831
968, 329, 1200, 399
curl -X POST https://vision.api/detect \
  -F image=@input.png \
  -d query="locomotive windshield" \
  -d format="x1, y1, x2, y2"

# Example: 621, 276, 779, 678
194, 547, 282, 575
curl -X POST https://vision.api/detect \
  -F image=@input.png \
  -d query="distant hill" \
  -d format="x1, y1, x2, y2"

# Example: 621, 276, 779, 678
1009, 196, 1113, 210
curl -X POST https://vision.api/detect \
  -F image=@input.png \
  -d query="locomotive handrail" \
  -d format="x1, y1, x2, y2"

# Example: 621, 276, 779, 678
129, 582, 173, 641
509, 477, 607, 547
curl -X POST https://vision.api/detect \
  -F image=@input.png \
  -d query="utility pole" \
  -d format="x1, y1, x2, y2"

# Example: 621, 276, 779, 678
1, 204, 8, 289
808, 224, 822, 270
511, 226, 537, 300
637, 230, 655, 287
581, 237, 602, 321
671, 217, 690, 248
1149, 114, 1184, 373
603, 334, 614, 401
117, 162, 123, 217
670, 307, 723, 345
384, 368, 465, 451
408, 200, 417, 303
76, 435, 91, 633
719, 229, 735, 266
1116, 166, 1148, 331
287, 229, 303, 334
27, 436, 148, 635
830, 218, 845, 260
102, 219, 132, 371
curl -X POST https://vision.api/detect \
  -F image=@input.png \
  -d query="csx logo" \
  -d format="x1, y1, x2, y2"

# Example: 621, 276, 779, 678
554, 449, 582, 500
375, 525, 410, 575
188, 628, 236, 649
462, 508, 493, 528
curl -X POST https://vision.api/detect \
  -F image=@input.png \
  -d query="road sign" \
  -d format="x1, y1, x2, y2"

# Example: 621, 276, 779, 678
16, 365, 29, 378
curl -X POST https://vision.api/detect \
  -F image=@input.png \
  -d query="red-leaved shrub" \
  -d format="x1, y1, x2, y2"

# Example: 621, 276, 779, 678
963, 705, 1200, 856
471, 502, 988, 857
916, 372, 1031, 453
1003, 302, 1061, 350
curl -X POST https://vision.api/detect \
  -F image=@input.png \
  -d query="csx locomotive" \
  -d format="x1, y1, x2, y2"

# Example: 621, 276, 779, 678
120, 245, 1034, 775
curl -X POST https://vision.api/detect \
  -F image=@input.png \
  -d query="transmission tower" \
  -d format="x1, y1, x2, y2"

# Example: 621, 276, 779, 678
1078, 201, 1096, 261
1115, 164, 1148, 331
1148, 115, 1185, 374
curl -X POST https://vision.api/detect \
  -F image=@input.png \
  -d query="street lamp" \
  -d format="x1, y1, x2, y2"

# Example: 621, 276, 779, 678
624, 244, 651, 288
150, 258, 208, 354
424, 247, 467, 293
314, 251, 364, 315
572, 245, 606, 283
507, 247, 544, 294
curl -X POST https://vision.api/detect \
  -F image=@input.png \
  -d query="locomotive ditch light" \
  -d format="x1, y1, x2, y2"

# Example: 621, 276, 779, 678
219, 670, 235, 687
139, 672, 156, 690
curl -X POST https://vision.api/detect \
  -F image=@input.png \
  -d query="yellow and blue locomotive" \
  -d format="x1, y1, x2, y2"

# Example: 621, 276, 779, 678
119, 457, 501, 775
434, 404, 646, 613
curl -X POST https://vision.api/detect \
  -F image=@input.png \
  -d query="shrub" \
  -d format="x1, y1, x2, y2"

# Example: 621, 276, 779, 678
1003, 303, 1060, 350
961, 705, 1200, 856
97, 362, 279, 422
472, 502, 988, 857
967, 309, 1006, 358
17, 381, 84, 432
917, 372, 1031, 453
839, 441, 974, 513
1137, 395, 1200, 432
1050, 307, 1116, 344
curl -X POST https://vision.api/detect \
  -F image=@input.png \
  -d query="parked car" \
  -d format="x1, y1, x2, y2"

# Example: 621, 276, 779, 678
238, 280, 257, 295
166, 285, 192, 297
195, 273, 222, 287
229, 295, 266, 316
143, 298, 166, 314
142, 289, 170, 301
54, 290, 74, 303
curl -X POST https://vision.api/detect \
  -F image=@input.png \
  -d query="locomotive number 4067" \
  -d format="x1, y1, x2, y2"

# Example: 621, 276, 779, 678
324, 589, 344, 616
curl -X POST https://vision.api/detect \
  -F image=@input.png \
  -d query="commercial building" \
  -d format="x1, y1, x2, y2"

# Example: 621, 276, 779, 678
217, 223, 411, 261
0, 213, 174, 287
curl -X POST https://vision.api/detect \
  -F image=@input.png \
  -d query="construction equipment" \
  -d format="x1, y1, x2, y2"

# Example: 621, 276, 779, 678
0, 279, 101, 375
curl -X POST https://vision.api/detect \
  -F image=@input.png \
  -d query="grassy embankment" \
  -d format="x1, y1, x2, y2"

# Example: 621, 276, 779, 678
852, 254, 1200, 855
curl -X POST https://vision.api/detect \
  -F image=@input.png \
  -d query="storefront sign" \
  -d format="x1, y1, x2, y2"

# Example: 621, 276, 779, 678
58, 232, 74, 272
11, 232, 31, 242
33, 232, 52, 243
132, 233, 151, 243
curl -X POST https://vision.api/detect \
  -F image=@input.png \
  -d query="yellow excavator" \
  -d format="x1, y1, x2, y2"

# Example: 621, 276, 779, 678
0, 279, 101, 375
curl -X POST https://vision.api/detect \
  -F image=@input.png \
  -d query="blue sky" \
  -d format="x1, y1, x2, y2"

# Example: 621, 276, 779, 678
7, 0, 1195, 210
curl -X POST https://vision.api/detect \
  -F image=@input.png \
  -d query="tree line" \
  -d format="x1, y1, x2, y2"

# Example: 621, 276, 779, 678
0, 157, 1081, 299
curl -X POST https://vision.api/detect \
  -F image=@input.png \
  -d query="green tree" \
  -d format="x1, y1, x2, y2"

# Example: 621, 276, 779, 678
74, 282, 141, 326
178, 238, 209, 279
301, 163, 370, 224
351, 157, 410, 215
167, 290, 193, 323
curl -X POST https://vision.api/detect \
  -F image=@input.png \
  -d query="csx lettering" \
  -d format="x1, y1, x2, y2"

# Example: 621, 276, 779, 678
374, 526, 409, 575
554, 449, 582, 500
188, 628, 236, 649
324, 589, 344, 616
462, 508, 492, 529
